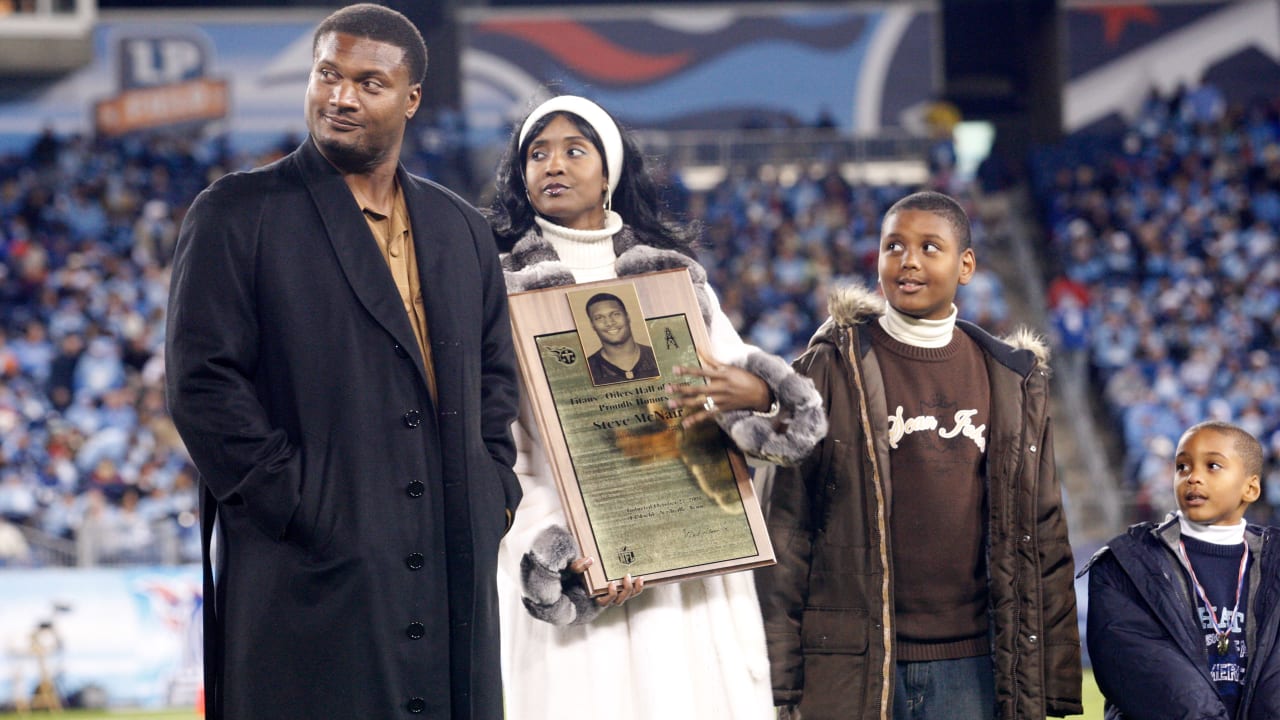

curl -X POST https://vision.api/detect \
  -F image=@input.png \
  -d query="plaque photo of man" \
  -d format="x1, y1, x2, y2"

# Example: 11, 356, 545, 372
569, 284, 662, 386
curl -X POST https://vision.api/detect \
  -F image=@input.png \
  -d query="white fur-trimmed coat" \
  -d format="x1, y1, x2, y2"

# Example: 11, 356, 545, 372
496, 226, 799, 720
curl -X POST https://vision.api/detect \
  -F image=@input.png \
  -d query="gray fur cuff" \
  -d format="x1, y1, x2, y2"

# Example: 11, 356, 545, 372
520, 525, 603, 626
716, 351, 827, 466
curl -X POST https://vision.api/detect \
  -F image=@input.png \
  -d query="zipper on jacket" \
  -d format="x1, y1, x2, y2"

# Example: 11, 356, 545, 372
845, 324, 894, 720
1239, 532, 1276, 715
1003, 371, 1036, 719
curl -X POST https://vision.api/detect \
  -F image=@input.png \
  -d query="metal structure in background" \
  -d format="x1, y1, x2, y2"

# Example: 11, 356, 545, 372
470, 125, 934, 201
14, 518, 192, 569
635, 127, 934, 187
0, 0, 95, 77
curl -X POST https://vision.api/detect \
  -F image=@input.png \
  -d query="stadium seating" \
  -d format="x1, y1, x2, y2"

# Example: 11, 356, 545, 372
1033, 84, 1280, 524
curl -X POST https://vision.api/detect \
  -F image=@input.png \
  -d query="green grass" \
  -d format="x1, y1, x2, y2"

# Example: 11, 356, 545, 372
0, 669, 1108, 719
1081, 667, 1107, 719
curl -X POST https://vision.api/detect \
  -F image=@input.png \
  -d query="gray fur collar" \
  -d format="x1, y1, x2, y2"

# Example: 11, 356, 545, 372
501, 226, 715, 328
825, 282, 1050, 368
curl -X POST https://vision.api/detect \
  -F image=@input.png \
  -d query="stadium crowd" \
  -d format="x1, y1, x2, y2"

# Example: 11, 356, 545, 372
1035, 84, 1280, 524
0, 118, 1010, 567
0, 132, 297, 566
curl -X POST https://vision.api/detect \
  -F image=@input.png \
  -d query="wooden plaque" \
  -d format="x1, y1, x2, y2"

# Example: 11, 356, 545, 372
507, 268, 775, 596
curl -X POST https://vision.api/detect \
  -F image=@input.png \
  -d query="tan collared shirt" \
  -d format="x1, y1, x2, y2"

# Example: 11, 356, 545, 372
353, 181, 437, 404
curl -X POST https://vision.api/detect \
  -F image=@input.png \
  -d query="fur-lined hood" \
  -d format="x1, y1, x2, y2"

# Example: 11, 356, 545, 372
819, 282, 1051, 373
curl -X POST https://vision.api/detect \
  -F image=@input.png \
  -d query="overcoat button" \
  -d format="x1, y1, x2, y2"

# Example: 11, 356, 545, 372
1028, 634, 1038, 644
403, 410, 421, 428
406, 481, 425, 498
406, 552, 424, 570
407, 622, 425, 639
394, 343, 410, 359
406, 697, 426, 713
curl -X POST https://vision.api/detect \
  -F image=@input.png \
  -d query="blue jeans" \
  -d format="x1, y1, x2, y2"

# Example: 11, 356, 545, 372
892, 655, 995, 720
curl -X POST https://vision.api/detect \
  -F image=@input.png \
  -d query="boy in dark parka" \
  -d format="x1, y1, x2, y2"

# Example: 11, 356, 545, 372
1085, 421, 1280, 719
759, 191, 1082, 720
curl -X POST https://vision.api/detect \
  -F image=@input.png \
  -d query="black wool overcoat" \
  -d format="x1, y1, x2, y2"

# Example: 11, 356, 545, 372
166, 138, 521, 720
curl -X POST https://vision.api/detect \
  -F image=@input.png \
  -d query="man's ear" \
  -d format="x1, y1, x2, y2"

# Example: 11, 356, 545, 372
405, 83, 422, 120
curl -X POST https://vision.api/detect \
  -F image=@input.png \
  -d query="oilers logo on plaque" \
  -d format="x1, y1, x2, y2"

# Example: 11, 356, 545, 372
664, 327, 679, 349
546, 346, 578, 365
617, 545, 636, 566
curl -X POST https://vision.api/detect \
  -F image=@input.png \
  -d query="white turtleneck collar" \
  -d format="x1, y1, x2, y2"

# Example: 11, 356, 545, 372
877, 302, 958, 348
1177, 511, 1247, 545
535, 210, 624, 283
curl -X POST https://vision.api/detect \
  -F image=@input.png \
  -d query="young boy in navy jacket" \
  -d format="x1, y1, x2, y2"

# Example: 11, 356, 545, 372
1085, 420, 1280, 719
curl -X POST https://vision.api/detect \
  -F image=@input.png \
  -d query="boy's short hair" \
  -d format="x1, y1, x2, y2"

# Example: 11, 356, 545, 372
885, 191, 972, 250
1180, 420, 1264, 478
313, 3, 428, 85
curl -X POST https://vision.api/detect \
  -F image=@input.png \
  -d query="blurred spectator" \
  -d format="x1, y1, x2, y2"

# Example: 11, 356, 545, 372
105, 488, 155, 564
0, 519, 30, 566
131, 199, 177, 267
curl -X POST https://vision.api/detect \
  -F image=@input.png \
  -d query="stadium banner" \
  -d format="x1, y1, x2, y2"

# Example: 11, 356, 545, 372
460, 4, 938, 139
0, 4, 1273, 150
0, 10, 327, 153
0, 566, 202, 710
0, 4, 940, 153
1062, 0, 1280, 131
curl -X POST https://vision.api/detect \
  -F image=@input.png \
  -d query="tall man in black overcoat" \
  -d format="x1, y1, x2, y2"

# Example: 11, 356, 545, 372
164, 5, 520, 718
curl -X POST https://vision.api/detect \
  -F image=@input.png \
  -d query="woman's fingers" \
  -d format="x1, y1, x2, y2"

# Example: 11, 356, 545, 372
670, 361, 723, 381
666, 364, 771, 422
594, 573, 645, 607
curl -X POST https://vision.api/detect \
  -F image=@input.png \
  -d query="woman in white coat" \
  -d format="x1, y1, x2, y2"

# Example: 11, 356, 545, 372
489, 95, 826, 720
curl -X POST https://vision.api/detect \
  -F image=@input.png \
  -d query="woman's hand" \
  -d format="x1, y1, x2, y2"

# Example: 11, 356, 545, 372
665, 359, 773, 428
568, 556, 644, 606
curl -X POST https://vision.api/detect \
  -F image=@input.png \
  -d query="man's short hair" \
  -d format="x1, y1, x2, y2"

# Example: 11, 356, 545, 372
313, 3, 428, 85
885, 190, 972, 250
585, 293, 627, 316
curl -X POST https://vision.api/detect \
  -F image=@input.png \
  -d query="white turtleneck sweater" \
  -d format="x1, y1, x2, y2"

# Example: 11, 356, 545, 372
534, 211, 624, 283
1177, 511, 1248, 545
877, 301, 959, 348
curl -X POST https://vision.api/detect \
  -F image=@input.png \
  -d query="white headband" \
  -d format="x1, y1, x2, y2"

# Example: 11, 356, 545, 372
518, 95, 623, 203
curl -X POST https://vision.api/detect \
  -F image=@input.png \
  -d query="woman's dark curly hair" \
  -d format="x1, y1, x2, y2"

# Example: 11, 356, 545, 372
488, 101, 696, 257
